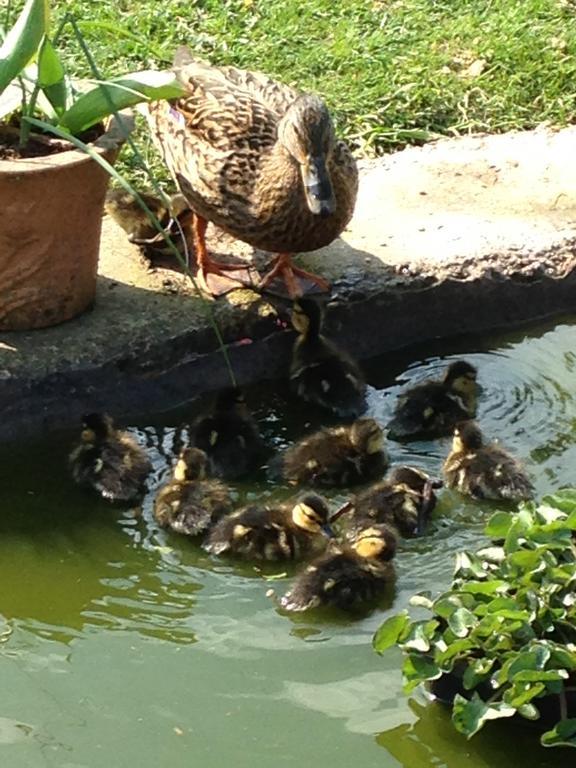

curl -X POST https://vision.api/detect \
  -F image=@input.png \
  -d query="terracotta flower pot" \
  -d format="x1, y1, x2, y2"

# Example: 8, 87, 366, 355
0, 116, 131, 331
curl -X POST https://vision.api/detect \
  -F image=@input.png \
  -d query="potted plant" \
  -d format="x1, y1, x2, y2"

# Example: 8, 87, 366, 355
0, 0, 186, 330
374, 491, 576, 749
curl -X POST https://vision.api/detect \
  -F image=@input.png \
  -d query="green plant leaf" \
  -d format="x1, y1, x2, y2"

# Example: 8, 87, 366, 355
57, 70, 187, 135
460, 580, 509, 596
485, 511, 514, 540
373, 611, 410, 653
541, 718, 576, 748
504, 681, 546, 708
0, 0, 48, 96
37, 38, 67, 115
452, 693, 516, 738
409, 592, 433, 609
403, 621, 432, 652
463, 658, 495, 690
402, 653, 441, 693
447, 607, 477, 638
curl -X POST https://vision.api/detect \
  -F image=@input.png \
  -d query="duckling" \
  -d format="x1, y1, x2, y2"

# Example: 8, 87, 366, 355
203, 493, 334, 561
278, 418, 388, 488
105, 189, 190, 244
443, 420, 534, 501
154, 447, 233, 536
69, 413, 152, 503
279, 524, 397, 612
387, 360, 478, 440
350, 465, 442, 537
289, 298, 366, 418
190, 388, 268, 480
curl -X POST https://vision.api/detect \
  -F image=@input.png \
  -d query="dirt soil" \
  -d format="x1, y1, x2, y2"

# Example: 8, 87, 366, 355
1, 124, 575, 442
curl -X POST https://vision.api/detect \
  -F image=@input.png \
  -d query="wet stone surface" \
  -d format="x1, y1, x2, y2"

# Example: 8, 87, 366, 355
1, 125, 576, 442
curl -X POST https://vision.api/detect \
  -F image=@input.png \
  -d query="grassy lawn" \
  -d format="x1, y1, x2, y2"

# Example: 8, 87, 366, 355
7, 1, 576, 177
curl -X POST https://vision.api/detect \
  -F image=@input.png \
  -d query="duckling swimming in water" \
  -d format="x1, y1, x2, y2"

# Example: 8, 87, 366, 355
154, 447, 233, 536
69, 413, 152, 503
350, 465, 442, 537
278, 418, 388, 488
203, 493, 334, 561
190, 388, 268, 480
289, 298, 366, 418
279, 524, 397, 612
387, 360, 478, 440
443, 420, 534, 502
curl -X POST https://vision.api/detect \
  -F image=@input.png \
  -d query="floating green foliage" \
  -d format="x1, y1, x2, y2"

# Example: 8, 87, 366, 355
373, 491, 576, 748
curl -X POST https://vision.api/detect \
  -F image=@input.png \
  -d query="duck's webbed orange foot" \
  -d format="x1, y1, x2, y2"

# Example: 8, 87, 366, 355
259, 253, 331, 299
183, 211, 256, 296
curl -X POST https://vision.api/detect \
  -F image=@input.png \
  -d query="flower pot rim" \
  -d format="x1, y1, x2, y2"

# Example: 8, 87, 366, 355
0, 113, 134, 173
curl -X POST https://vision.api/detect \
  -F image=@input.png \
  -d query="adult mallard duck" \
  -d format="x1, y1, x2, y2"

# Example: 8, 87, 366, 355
145, 47, 358, 297
190, 387, 268, 480
350, 465, 442, 537
443, 421, 534, 502
387, 360, 478, 441
279, 524, 397, 612
69, 413, 152, 503
277, 418, 388, 488
290, 298, 366, 418
203, 493, 334, 561
154, 447, 233, 536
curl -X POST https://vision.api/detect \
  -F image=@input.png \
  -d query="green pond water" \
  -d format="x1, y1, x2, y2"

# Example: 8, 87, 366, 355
2, 317, 576, 768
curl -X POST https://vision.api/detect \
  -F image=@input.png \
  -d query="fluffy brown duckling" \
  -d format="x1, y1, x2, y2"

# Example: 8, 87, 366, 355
350, 465, 442, 537
387, 360, 478, 440
154, 447, 233, 536
190, 388, 268, 480
203, 493, 334, 561
443, 420, 534, 502
278, 418, 388, 488
69, 413, 152, 503
105, 189, 190, 247
279, 524, 397, 612
289, 298, 366, 419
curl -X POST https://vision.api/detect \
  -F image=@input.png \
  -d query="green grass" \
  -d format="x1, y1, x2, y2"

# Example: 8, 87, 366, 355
8, 0, 576, 176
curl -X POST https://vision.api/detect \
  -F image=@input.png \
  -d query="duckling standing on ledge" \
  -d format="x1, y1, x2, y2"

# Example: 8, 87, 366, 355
278, 418, 388, 488
69, 413, 152, 503
289, 298, 366, 418
279, 524, 397, 612
105, 189, 190, 245
190, 388, 268, 480
443, 421, 534, 502
154, 447, 233, 536
203, 493, 334, 561
387, 360, 478, 440
145, 47, 358, 297
350, 465, 442, 537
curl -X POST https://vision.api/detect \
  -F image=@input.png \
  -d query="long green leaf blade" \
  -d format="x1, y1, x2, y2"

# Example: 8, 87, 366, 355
57, 70, 186, 135
0, 0, 49, 96
37, 38, 67, 115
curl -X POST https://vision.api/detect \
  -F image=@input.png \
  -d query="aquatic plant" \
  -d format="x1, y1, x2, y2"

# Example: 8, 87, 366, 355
374, 492, 576, 748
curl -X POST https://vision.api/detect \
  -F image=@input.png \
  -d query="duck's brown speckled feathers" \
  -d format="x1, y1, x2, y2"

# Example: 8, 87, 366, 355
69, 413, 152, 503
154, 447, 232, 536
190, 388, 268, 480
387, 361, 478, 440
280, 524, 397, 612
145, 47, 357, 254
204, 493, 333, 561
351, 465, 441, 537
290, 298, 366, 418
443, 421, 534, 502
279, 418, 388, 488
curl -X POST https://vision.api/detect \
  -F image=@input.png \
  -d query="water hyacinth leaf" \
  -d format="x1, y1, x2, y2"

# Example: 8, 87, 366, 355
504, 507, 534, 553
447, 607, 477, 638
548, 645, 576, 670
0, 0, 48, 96
452, 693, 516, 738
476, 546, 505, 564
454, 551, 487, 580
541, 718, 576, 748
504, 681, 546, 709
485, 511, 514, 540
436, 638, 476, 665
513, 669, 568, 683
37, 38, 67, 115
460, 579, 509, 596
57, 71, 187, 134
409, 592, 434, 609
402, 653, 441, 693
463, 657, 495, 690
373, 611, 410, 653
403, 621, 431, 652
